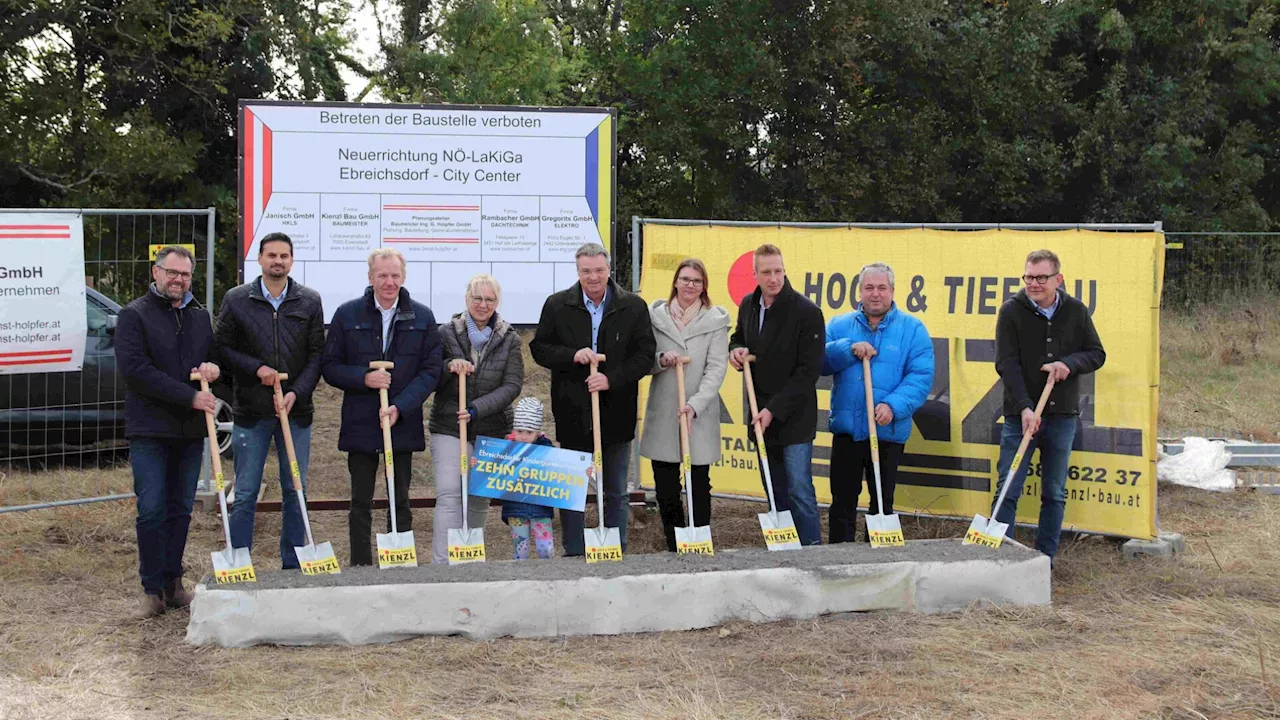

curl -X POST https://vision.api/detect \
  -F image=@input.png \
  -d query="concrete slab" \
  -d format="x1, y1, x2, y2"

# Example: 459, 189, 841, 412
186, 540, 1051, 647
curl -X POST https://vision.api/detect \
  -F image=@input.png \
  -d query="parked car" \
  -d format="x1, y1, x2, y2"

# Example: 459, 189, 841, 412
0, 288, 232, 458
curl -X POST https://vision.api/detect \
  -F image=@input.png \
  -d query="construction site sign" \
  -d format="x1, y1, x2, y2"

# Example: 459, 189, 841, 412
238, 101, 616, 324
637, 224, 1162, 541
0, 212, 88, 375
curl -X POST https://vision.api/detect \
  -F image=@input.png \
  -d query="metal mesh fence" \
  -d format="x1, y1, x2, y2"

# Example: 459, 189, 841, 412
1162, 233, 1280, 307
0, 209, 224, 472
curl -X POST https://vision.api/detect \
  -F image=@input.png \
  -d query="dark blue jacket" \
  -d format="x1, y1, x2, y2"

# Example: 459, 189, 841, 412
115, 287, 217, 439
321, 286, 442, 453
501, 433, 556, 521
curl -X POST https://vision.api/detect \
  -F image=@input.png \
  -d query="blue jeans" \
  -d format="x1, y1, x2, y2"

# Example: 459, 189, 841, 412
560, 441, 631, 556
228, 417, 312, 569
992, 416, 1078, 558
130, 437, 203, 595
763, 442, 822, 546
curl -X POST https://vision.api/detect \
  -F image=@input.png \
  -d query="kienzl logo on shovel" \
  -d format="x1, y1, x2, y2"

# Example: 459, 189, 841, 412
448, 371, 486, 565
371, 361, 417, 568
673, 357, 713, 556
863, 357, 905, 548
191, 372, 256, 585
742, 356, 802, 551
584, 354, 623, 563
274, 375, 340, 575
964, 374, 1057, 550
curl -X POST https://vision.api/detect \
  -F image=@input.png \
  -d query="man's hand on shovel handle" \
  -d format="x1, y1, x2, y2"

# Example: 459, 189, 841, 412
586, 373, 610, 393
274, 391, 296, 415
380, 405, 400, 427
192, 391, 217, 414
729, 347, 749, 370
365, 368, 391, 390
1021, 408, 1041, 436
753, 408, 773, 432
574, 348, 599, 365
1041, 361, 1071, 382
448, 359, 475, 375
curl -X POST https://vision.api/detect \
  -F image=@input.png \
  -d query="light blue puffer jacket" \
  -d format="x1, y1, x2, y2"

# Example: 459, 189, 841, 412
822, 304, 934, 444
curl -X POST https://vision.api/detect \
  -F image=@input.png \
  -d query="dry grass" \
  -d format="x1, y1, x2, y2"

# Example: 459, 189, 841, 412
3, 330, 1280, 719
1160, 297, 1280, 440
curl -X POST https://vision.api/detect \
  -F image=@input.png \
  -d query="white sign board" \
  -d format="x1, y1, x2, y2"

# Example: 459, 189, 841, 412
238, 101, 617, 323
0, 213, 87, 374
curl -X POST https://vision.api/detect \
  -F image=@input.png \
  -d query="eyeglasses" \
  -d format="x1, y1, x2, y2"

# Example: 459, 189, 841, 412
1023, 274, 1055, 285
469, 295, 498, 306
157, 267, 193, 281
676, 277, 704, 287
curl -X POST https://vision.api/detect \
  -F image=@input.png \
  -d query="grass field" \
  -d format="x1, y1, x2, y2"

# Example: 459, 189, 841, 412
1, 317, 1278, 719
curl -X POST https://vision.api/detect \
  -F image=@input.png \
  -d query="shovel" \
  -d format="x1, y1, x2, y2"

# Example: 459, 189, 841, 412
273, 374, 339, 575
743, 355, 801, 551
191, 372, 255, 584
862, 356, 904, 548
447, 370, 486, 565
964, 374, 1056, 549
673, 357, 713, 556
583, 353, 622, 563
370, 360, 417, 568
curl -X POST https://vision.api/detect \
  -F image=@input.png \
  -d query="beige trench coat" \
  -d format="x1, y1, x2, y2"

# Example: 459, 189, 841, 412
638, 299, 730, 465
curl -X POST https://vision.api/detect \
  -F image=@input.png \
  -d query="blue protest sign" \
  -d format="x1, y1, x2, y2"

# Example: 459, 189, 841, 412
469, 436, 590, 512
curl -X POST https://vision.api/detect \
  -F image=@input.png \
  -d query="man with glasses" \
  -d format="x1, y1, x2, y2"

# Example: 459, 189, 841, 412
992, 249, 1106, 562
531, 242, 656, 556
115, 246, 220, 618
213, 232, 325, 570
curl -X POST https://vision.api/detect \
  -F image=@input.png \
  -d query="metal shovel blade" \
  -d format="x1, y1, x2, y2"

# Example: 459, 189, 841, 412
962, 514, 1007, 549
675, 524, 714, 556
295, 541, 341, 575
211, 547, 256, 585
584, 526, 622, 563
866, 512, 906, 548
377, 530, 418, 568
758, 510, 801, 551
447, 527, 487, 565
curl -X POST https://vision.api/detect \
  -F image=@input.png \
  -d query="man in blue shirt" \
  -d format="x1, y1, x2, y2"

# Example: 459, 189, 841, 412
822, 262, 934, 543
213, 233, 325, 569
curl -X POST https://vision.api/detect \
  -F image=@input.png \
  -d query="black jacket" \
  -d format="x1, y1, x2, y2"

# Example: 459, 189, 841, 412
321, 286, 443, 454
115, 287, 218, 439
996, 288, 1106, 418
213, 278, 324, 424
729, 279, 825, 447
530, 279, 656, 450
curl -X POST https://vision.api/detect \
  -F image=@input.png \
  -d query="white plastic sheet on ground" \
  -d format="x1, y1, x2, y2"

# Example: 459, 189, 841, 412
1157, 437, 1237, 492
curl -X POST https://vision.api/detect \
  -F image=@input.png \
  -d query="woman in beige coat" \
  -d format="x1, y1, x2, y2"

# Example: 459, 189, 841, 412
639, 258, 730, 551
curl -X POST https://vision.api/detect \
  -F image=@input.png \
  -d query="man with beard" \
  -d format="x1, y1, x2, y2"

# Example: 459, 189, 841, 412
821, 262, 934, 543
115, 246, 220, 618
213, 233, 325, 569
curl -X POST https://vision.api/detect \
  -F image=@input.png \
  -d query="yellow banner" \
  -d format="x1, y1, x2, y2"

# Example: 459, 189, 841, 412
637, 225, 1162, 540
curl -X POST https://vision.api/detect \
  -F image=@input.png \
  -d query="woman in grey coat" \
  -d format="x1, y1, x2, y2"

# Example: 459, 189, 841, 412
639, 258, 730, 551
428, 274, 524, 564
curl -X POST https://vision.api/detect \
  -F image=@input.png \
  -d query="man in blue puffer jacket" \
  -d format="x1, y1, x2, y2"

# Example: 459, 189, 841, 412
822, 262, 934, 543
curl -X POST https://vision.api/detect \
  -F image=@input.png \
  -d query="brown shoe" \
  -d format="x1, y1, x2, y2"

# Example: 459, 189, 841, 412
133, 593, 166, 620
163, 578, 195, 609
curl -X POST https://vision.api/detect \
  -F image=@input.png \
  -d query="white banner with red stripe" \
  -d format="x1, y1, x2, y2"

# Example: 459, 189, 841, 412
0, 212, 87, 374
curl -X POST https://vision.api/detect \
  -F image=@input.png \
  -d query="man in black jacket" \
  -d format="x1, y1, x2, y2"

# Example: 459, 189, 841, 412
992, 249, 1106, 559
214, 233, 324, 570
531, 242, 656, 555
115, 246, 220, 618
728, 244, 825, 546
322, 248, 443, 566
